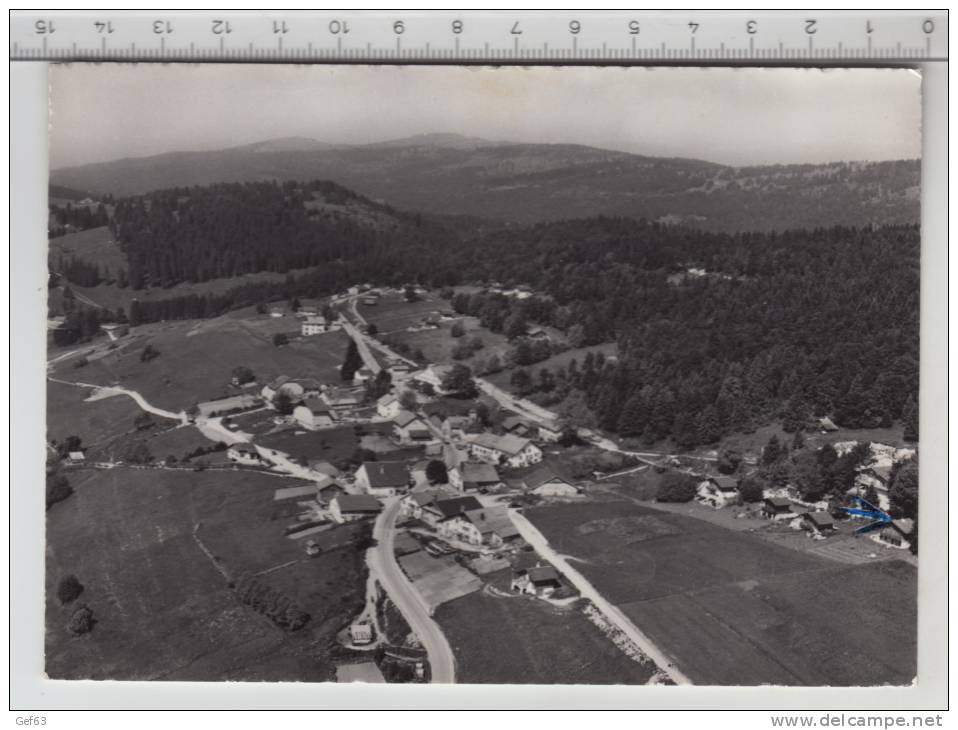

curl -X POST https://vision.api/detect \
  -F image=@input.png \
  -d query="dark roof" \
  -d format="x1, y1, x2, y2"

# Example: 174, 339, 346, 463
230, 443, 258, 455
301, 397, 330, 414
521, 464, 573, 491
424, 495, 483, 519
393, 410, 421, 428
501, 416, 528, 432
335, 494, 382, 513
803, 511, 835, 528
764, 496, 792, 508
709, 475, 739, 491
460, 462, 501, 485
527, 566, 561, 584
361, 461, 410, 489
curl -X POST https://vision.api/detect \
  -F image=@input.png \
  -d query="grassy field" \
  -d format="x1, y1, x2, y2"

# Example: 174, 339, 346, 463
435, 581, 655, 685
525, 500, 917, 686
712, 423, 909, 464
358, 291, 454, 334
48, 227, 128, 276
46, 380, 143, 456
50, 315, 353, 413
45, 467, 368, 681
485, 342, 618, 390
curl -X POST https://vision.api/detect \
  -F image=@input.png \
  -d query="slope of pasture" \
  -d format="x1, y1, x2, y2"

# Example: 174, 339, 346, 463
48, 226, 127, 276
50, 316, 352, 412
525, 500, 916, 686
435, 585, 655, 685
484, 342, 619, 390
382, 314, 512, 370
46, 380, 143, 456
45, 468, 367, 681
357, 291, 453, 334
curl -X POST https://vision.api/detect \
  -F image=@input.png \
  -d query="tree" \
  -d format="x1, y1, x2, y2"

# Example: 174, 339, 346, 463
888, 457, 918, 519
365, 369, 392, 401
67, 605, 96, 636
231, 366, 256, 385
425, 460, 448, 485
717, 449, 742, 475
790, 451, 827, 502
403, 286, 420, 302
46, 473, 73, 509
761, 435, 782, 466
274, 390, 294, 416
57, 575, 84, 604
450, 321, 465, 338
655, 472, 698, 503
272, 333, 289, 347
737, 475, 766, 503
441, 364, 477, 398
341, 340, 363, 381
133, 412, 155, 430
901, 394, 918, 442
399, 390, 418, 411
510, 368, 534, 396
140, 344, 160, 362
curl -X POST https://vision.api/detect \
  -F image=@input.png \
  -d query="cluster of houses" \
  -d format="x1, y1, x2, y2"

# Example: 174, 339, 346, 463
399, 493, 520, 549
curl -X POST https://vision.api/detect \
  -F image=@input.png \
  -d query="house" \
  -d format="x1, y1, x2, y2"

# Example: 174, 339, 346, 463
400, 490, 444, 520
330, 494, 383, 523
268, 305, 285, 318
818, 416, 840, 432
273, 484, 320, 503
361, 295, 379, 306
316, 481, 345, 506
802, 511, 836, 536
762, 496, 793, 518
466, 433, 543, 469
196, 394, 260, 418
880, 518, 914, 549
100, 322, 129, 341
698, 475, 740, 507
511, 564, 562, 597
293, 398, 335, 430
500, 416, 531, 438
422, 495, 483, 529
67, 450, 86, 463
261, 376, 299, 402
296, 300, 322, 318
443, 443, 469, 471
518, 464, 578, 497
388, 360, 413, 375
353, 368, 375, 386
377, 393, 402, 420
536, 418, 565, 443
424, 442, 444, 458
393, 410, 431, 445
443, 414, 475, 440
410, 460, 432, 488
309, 460, 342, 479
525, 324, 549, 340
449, 462, 502, 492
443, 506, 519, 547
355, 461, 411, 497
349, 622, 374, 645
321, 387, 364, 412
227, 444, 264, 466
301, 316, 329, 336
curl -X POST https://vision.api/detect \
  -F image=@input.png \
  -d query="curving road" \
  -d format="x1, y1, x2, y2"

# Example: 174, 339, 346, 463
368, 498, 456, 683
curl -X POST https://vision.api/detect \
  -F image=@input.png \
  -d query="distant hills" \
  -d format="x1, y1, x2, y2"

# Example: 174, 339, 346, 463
50, 134, 920, 232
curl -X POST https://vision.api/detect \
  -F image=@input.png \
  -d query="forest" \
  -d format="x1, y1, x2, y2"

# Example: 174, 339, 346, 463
56, 180, 920, 448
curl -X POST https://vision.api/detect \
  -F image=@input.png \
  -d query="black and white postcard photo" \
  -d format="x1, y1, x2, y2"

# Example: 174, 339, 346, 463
42, 64, 921, 688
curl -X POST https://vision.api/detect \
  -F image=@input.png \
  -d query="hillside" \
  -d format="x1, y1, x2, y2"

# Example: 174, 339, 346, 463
50, 136, 920, 233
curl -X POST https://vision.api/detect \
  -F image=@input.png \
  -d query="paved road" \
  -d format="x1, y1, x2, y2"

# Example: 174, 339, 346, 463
368, 498, 457, 684
508, 508, 691, 685
48, 376, 186, 423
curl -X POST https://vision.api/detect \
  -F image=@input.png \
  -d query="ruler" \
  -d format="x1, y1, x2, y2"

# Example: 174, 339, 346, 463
10, 10, 948, 63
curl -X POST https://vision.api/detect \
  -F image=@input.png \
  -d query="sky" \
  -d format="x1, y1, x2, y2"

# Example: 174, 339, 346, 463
48, 64, 921, 169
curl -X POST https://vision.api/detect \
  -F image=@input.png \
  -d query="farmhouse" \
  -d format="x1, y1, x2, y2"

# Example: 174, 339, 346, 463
698, 475, 740, 507
261, 376, 312, 403
321, 387, 364, 412
536, 418, 565, 443
301, 316, 331, 336
818, 416, 840, 432
415, 364, 455, 394
511, 564, 562, 597
500, 416, 532, 438
518, 464, 578, 497
376, 393, 401, 420
449, 461, 502, 492
762, 496, 793, 518
227, 443, 264, 466
361, 295, 379, 306
442, 507, 520, 547
466, 433, 543, 469
355, 461, 411, 497
196, 394, 260, 418
802, 511, 836, 536
67, 450, 86, 463
330, 494, 383, 523
349, 622, 374, 645
293, 398, 335, 430
879, 518, 914, 549
316, 481, 345, 506
393, 410, 431, 445
353, 368, 375, 385
309, 460, 342, 478
421, 495, 483, 529
400, 490, 444, 520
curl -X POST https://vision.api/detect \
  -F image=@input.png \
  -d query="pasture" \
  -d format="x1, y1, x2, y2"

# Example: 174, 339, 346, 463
435, 584, 656, 685
46, 380, 143, 456
525, 500, 917, 686
48, 226, 128, 277
45, 467, 367, 681
397, 552, 482, 610
51, 315, 353, 412
485, 342, 619, 391
358, 291, 453, 334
